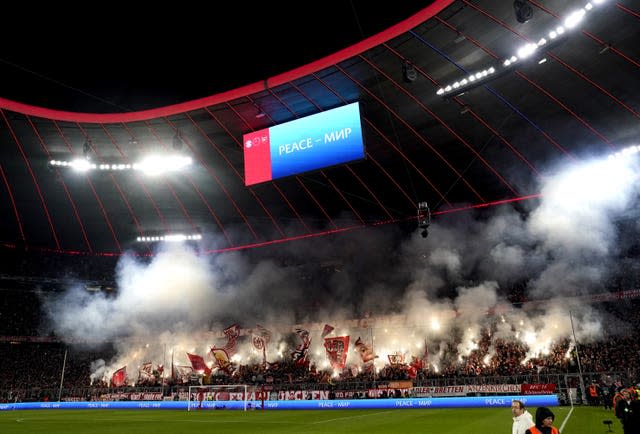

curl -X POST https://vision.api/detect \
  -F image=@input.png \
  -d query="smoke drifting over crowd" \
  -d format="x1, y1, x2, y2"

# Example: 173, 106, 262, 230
43, 152, 640, 382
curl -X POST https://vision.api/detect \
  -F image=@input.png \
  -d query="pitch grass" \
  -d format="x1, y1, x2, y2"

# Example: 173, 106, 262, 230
0, 405, 621, 434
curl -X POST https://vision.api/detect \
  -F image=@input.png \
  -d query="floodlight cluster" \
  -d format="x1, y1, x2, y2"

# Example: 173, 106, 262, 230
608, 144, 640, 160
436, 0, 608, 97
436, 67, 496, 96
49, 155, 192, 176
136, 233, 203, 243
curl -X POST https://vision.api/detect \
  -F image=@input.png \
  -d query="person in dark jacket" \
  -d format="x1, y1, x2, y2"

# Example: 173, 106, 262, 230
525, 407, 559, 434
616, 389, 635, 434
627, 400, 640, 434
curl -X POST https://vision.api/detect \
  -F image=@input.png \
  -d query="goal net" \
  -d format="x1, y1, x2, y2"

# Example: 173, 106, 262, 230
187, 384, 250, 411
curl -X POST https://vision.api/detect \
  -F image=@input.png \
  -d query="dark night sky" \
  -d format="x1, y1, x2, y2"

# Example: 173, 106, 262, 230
1, 2, 430, 112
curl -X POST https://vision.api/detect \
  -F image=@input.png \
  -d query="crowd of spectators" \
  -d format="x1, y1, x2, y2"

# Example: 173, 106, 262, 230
1, 247, 638, 403
0, 246, 117, 285
1, 315, 638, 403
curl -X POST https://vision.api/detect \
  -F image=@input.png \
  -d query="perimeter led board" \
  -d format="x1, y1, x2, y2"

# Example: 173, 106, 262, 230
243, 102, 364, 186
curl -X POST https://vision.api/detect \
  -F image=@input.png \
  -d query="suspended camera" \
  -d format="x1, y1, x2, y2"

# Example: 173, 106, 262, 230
417, 201, 431, 238
513, 0, 533, 24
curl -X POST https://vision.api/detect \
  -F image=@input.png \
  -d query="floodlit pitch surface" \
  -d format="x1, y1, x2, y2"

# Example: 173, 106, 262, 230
0, 406, 621, 433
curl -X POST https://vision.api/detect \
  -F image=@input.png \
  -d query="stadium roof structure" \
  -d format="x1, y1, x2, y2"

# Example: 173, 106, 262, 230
0, 0, 638, 256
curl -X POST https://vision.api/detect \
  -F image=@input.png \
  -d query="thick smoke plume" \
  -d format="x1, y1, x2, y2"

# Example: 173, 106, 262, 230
42, 153, 640, 381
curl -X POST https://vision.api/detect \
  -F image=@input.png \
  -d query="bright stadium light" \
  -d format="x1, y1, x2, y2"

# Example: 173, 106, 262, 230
50, 159, 97, 172
49, 154, 192, 176
564, 9, 586, 29
436, 1, 609, 98
133, 155, 193, 176
136, 233, 203, 243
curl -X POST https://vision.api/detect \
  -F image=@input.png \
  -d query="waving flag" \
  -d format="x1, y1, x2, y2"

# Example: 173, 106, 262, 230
173, 365, 193, 384
222, 323, 240, 356
252, 324, 272, 366
291, 328, 311, 366
252, 324, 272, 349
187, 353, 211, 375
137, 362, 155, 384
355, 337, 377, 372
388, 351, 405, 365
210, 347, 235, 374
324, 336, 350, 370
110, 366, 127, 387
321, 324, 335, 338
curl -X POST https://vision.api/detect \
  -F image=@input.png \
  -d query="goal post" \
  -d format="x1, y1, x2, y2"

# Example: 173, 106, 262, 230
187, 384, 250, 411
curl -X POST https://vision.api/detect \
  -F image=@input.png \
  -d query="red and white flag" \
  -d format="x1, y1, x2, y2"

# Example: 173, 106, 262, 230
252, 325, 271, 366
187, 353, 211, 375
137, 362, 154, 384
388, 351, 405, 365
291, 328, 311, 366
173, 365, 193, 383
324, 336, 350, 370
110, 366, 127, 387
252, 324, 271, 350
222, 324, 240, 357
210, 348, 235, 374
321, 324, 335, 338
354, 337, 377, 372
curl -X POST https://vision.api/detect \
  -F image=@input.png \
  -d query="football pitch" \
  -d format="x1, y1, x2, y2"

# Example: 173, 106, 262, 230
0, 405, 621, 434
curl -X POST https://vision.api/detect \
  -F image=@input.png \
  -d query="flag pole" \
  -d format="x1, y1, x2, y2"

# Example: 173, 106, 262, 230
162, 343, 166, 395
370, 326, 376, 386
569, 310, 587, 404
57, 347, 68, 402
171, 349, 174, 383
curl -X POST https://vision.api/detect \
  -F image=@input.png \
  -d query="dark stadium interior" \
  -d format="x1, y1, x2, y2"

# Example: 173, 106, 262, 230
1, 0, 638, 255
0, 0, 639, 411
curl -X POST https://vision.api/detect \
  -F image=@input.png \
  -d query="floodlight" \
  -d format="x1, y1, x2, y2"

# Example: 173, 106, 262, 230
136, 232, 203, 243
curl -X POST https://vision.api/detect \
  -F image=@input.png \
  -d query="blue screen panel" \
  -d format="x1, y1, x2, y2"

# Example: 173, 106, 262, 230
243, 102, 364, 186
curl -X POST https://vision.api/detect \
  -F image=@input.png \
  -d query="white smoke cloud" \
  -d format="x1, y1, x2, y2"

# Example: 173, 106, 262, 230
41, 151, 640, 382
529, 156, 638, 255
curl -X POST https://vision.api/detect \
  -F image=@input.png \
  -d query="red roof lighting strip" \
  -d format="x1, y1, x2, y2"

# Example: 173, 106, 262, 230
184, 111, 253, 243
431, 16, 598, 156
310, 71, 451, 208
360, 52, 520, 197
223, 100, 311, 234
1, 110, 60, 249
335, 63, 486, 203
616, 2, 640, 20
264, 85, 385, 223
429, 17, 568, 169
53, 121, 122, 252
250, 91, 337, 229
190, 109, 283, 240
76, 123, 150, 247
530, 0, 640, 70
464, 1, 640, 122
0, 163, 25, 242
0, 1, 456, 123
430, 17, 575, 161
284, 82, 397, 221
28, 117, 93, 252
121, 123, 171, 232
